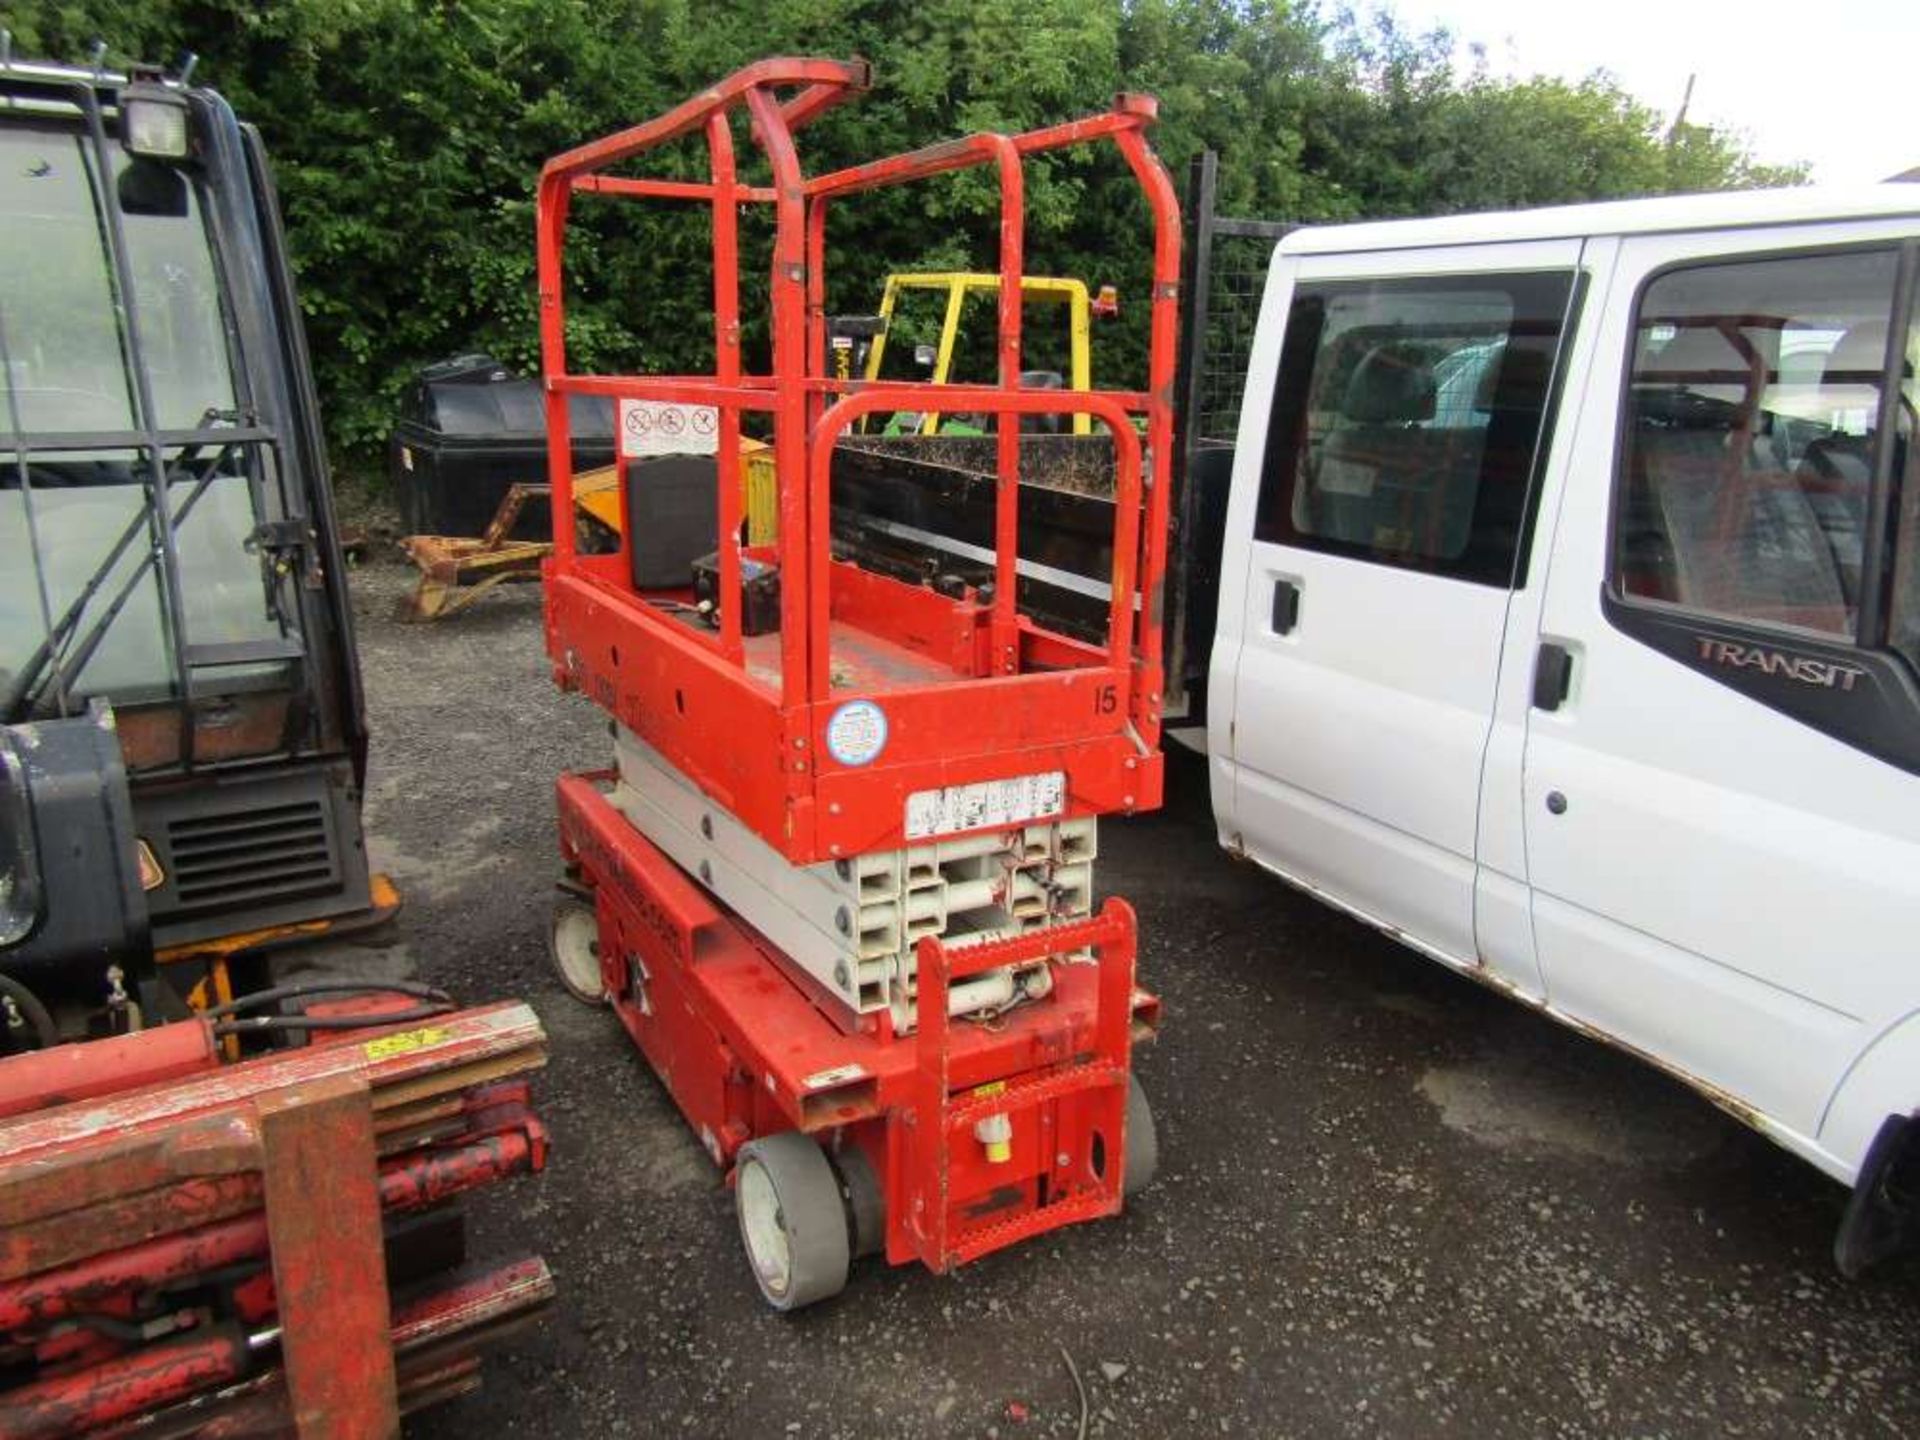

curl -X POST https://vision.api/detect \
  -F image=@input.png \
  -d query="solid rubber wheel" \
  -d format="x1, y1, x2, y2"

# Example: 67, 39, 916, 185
1123, 1074, 1159, 1199
735, 1132, 852, 1311
547, 897, 606, 1005
834, 1144, 886, 1260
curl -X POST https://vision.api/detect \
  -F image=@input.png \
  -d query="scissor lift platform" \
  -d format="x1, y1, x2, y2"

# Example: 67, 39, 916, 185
537, 57, 1180, 1306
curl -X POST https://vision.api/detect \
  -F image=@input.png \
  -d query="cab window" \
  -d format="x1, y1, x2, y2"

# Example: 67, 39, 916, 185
1254, 270, 1576, 587
1613, 248, 1901, 640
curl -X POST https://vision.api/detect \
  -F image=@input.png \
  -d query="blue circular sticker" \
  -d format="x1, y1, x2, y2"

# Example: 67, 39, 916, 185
826, 700, 888, 767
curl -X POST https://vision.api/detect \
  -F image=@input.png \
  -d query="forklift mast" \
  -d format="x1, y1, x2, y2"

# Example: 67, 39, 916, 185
0, 54, 375, 999
859, 272, 1099, 436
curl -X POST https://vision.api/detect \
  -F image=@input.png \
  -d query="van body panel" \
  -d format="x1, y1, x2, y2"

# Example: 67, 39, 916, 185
1276, 186, 1920, 258
1220, 238, 1583, 971
1520, 221, 1920, 1161
1821, 1011, 1920, 1184
1472, 238, 1618, 1000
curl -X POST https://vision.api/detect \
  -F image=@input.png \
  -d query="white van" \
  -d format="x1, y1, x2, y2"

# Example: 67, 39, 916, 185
1206, 187, 1920, 1269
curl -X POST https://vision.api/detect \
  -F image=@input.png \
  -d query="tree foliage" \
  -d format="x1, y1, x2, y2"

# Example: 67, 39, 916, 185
8, 1, 1808, 465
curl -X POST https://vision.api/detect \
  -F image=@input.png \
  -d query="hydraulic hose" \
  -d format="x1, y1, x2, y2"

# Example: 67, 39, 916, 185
0, 973, 60, 1051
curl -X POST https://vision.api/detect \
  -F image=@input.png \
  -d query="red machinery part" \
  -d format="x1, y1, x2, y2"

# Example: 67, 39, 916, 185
0, 1325, 252, 1440
0, 1019, 218, 1120
0, 1004, 550, 1436
0, 1119, 546, 1332
2, 1256, 560, 1440
557, 771, 1159, 1281
84, 1257, 558, 1439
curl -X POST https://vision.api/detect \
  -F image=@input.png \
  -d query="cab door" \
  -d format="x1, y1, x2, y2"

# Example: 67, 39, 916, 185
1521, 231, 1920, 1163
1216, 242, 1581, 970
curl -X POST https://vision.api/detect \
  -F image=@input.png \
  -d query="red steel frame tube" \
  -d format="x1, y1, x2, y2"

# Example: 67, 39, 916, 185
536, 57, 865, 667
742, 83, 813, 710
798, 131, 1029, 688
806, 387, 1145, 683
0, 1020, 218, 1121
1112, 126, 1182, 708
536, 163, 578, 572
572, 174, 777, 204
542, 58, 866, 182
804, 196, 830, 434
0, 1125, 545, 1333
707, 110, 745, 661
0, 1325, 251, 1440
992, 139, 1025, 672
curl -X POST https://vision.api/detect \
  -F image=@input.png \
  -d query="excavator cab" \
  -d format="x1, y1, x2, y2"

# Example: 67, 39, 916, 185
0, 54, 386, 1039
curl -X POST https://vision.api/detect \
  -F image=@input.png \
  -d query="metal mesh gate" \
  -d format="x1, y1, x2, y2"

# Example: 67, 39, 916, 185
1166, 152, 1293, 718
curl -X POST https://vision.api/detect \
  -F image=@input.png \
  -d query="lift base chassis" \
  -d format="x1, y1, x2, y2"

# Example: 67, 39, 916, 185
558, 772, 1158, 1278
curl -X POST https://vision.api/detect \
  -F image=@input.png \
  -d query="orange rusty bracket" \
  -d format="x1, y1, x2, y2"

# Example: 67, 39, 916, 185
165, 874, 404, 1060
398, 473, 621, 622
258, 1073, 399, 1439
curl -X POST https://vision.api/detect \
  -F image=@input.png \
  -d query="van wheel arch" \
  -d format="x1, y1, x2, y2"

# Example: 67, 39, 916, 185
1835, 1112, 1920, 1277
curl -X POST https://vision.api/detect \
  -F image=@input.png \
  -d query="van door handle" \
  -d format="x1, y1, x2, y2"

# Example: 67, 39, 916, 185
1532, 641, 1574, 711
1271, 578, 1301, 636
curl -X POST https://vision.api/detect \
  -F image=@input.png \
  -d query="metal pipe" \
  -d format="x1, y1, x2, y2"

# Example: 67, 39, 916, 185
1111, 127, 1182, 716
0, 1125, 545, 1331
942, 878, 997, 914
541, 58, 864, 184
0, 1018, 216, 1121
572, 174, 776, 204
535, 164, 577, 571
802, 386, 1144, 679
708, 110, 744, 663
73, 74, 198, 743
547, 375, 779, 409
804, 194, 830, 435
0, 1323, 250, 1440
742, 84, 812, 712
989, 135, 1025, 671
945, 967, 1017, 1016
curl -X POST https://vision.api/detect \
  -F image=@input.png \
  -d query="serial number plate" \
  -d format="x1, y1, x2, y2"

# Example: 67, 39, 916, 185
904, 771, 1065, 841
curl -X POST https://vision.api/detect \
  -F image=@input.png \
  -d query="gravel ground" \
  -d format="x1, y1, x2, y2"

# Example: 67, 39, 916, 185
343, 555, 1920, 1439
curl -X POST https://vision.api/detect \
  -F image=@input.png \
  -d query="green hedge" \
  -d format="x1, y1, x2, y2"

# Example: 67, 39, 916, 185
9, 1, 1804, 469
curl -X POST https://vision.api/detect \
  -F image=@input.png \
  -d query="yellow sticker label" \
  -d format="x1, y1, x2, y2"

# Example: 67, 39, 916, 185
971, 1080, 1008, 1099
363, 1026, 449, 1061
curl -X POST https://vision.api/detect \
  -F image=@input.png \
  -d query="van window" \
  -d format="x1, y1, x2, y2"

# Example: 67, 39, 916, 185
1614, 249, 1901, 639
1254, 271, 1575, 587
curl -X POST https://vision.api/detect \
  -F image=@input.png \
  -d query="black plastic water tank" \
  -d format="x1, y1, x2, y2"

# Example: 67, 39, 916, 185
388, 354, 617, 537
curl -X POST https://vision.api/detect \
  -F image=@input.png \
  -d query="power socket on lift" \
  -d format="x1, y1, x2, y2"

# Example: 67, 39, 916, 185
692, 551, 781, 636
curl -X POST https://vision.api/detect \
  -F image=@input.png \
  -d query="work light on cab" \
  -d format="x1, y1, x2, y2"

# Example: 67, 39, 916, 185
119, 77, 190, 160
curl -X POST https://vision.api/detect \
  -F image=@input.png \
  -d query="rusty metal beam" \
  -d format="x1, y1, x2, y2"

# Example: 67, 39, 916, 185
259, 1074, 398, 1438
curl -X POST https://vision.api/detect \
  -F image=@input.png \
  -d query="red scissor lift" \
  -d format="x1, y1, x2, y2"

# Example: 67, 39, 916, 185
538, 58, 1180, 1307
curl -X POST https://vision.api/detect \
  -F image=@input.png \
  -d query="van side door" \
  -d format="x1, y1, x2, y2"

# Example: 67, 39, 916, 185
1522, 230, 1920, 1175
1213, 242, 1582, 970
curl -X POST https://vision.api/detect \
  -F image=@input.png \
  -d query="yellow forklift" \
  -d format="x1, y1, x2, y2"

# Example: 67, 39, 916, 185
848, 271, 1116, 437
